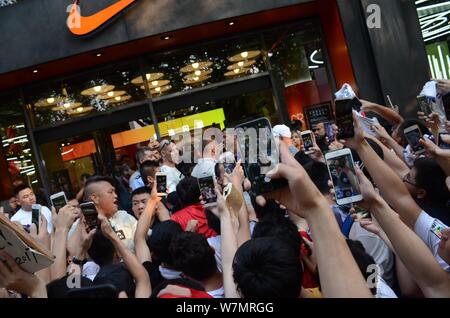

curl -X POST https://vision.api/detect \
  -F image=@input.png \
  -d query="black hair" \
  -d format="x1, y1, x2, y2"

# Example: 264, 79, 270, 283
176, 176, 200, 207
205, 209, 221, 235
80, 173, 91, 181
83, 175, 115, 201
139, 160, 160, 186
414, 158, 450, 204
135, 146, 152, 166
88, 230, 116, 267
397, 119, 431, 146
46, 275, 94, 298
148, 220, 183, 266
131, 186, 152, 200
13, 184, 31, 197
346, 239, 377, 295
169, 232, 217, 281
303, 161, 330, 195
93, 263, 135, 298
214, 163, 223, 179
252, 209, 301, 258
150, 278, 206, 298
233, 237, 303, 298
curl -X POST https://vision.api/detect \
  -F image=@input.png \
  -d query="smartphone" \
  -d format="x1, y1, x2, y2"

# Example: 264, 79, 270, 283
443, 92, 450, 120
417, 95, 432, 116
404, 125, 426, 155
301, 130, 314, 154
223, 162, 236, 174
325, 148, 363, 205
155, 173, 167, 197
198, 176, 217, 208
66, 284, 119, 298
325, 122, 335, 142
50, 191, 67, 214
235, 118, 288, 195
352, 97, 363, 113
31, 204, 41, 232
439, 133, 450, 150
80, 202, 100, 231
335, 99, 355, 139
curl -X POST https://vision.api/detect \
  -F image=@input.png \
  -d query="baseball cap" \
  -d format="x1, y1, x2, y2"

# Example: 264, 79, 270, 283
272, 125, 292, 138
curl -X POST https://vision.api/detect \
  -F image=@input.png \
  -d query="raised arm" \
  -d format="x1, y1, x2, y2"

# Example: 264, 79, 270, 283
355, 168, 450, 297
344, 114, 422, 229
100, 215, 151, 298
51, 205, 79, 280
420, 137, 450, 176
265, 143, 372, 298
361, 99, 404, 126
371, 124, 407, 164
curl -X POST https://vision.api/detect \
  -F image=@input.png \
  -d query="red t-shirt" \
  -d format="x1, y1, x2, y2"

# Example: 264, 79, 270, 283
299, 231, 320, 289
171, 203, 218, 238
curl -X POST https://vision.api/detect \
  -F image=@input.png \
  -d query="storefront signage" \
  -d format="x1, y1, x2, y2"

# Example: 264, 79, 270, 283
304, 102, 333, 129
67, 0, 136, 36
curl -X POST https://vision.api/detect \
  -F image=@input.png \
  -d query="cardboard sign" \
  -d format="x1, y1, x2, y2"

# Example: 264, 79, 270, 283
0, 214, 54, 273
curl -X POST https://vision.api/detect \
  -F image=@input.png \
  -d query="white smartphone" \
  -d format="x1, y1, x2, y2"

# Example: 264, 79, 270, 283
404, 125, 426, 155
155, 172, 167, 197
325, 148, 363, 205
301, 130, 314, 154
50, 191, 67, 214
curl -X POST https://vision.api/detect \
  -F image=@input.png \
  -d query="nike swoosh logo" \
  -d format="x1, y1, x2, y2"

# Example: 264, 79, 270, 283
67, 0, 136, 36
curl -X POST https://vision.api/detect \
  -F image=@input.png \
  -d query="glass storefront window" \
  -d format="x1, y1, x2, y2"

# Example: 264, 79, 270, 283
0, 93, 42, 200
265, 20, 334, 129
28, 62, 147, 127
141, 34, 266, 98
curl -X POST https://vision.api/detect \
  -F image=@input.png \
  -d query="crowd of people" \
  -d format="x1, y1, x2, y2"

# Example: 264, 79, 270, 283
1, 80, 450, 299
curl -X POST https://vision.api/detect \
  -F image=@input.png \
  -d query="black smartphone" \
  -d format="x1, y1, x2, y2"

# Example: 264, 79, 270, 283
155, 173, 167, 197
66, 284, 119, 298
443, 92, 450, 120
198, 176, 217, 208
31, 204, 40, 232
352, 97, 363, 112
404, 125, 426, 155
417, 95, 432, 116
335, 99, 355, 139
80, 202, 100, 231
235, 118, 288, 195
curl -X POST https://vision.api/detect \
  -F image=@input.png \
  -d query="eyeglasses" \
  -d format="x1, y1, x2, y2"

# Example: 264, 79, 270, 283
159, 139, 171, 152
402, 173, 418, 188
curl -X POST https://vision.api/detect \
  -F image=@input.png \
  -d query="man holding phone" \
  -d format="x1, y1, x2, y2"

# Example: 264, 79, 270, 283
10, 184, 53, 234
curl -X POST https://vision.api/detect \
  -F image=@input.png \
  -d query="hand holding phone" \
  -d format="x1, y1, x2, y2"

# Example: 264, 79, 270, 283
156, 173, 167, 197
31, 204, 41, 232
417, 95, 432, 116
198, 176, 218, 208
325, 148, 362, 205
404, 125, 426, 155
50, 191, 68, 214
301, 130, 314, 154
80, 202, 100, 231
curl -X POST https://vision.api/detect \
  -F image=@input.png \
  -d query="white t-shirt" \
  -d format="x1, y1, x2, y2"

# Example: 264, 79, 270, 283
349, 222, 395, 286
11, 206, 53, 234
207, 235, 223, 273
207, 286, 225, 298
414, 210, 450, 273
191, 158, 216, 179
160, 165, 184, 193
376, 276, 397, 298
159, 266, 182, 280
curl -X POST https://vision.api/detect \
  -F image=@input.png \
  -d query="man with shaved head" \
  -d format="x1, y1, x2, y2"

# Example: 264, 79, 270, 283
70, 176, 137, 252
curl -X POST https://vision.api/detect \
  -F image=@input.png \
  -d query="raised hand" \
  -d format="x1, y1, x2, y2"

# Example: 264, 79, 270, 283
54, 205, 80, 231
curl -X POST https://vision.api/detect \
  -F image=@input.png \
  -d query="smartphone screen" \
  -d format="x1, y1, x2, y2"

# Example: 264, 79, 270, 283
31, 204, 40, 231
223, 163, 236, 174
404, 127, 425, 154
51, 194, 67, 214
325, 122, 335, 142
443, 92, 450, 120
80, 202, 99, 231
198, 176, 217, 207
302, 132, 314, 152
235, 118, 288, 195
417, 95, 432, 116
335, 99, 355, 139
156, 174, 167, 196
326, 151, 362, 205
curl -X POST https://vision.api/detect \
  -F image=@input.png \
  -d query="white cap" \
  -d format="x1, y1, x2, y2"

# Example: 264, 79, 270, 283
272, 125, 292, 138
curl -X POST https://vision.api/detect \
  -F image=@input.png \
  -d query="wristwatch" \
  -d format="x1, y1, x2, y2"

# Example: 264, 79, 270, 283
72, 257, 88, 266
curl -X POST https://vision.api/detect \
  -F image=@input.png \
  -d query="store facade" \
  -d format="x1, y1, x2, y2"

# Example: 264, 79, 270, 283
0, 0, 427, 204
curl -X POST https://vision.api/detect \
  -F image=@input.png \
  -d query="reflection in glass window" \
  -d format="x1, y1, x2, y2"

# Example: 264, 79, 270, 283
29, 62, 146, 127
